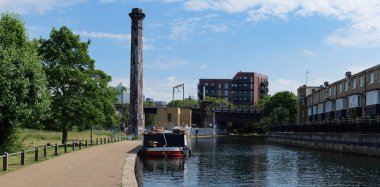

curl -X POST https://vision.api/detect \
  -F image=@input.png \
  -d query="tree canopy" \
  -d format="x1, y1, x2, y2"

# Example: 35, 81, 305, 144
167, 98, 198, 108
38, 26, 119, 143
257, 91, 297, 132
0, 13, 51, 152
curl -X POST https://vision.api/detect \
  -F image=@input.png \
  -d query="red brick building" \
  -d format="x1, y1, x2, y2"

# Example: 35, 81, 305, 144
198, 72, 268, 108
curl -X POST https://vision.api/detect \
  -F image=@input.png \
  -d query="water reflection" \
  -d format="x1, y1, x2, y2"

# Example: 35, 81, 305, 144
137, 136, 380, 187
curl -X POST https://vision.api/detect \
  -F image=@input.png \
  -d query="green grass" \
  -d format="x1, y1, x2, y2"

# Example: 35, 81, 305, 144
18, 128, 126, 150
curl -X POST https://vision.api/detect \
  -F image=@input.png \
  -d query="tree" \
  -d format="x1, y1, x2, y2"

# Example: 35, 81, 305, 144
167, 98, 198, 108
204, 96, 235, 108
0, 13, 51, 152
257, 91, 297, 133
38, 26, 119, 143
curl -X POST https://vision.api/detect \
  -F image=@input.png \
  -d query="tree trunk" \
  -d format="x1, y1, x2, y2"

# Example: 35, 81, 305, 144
62, 128, 68, 144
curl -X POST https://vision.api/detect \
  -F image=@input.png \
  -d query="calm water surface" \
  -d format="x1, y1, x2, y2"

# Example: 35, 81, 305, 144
136, 136, 380, 187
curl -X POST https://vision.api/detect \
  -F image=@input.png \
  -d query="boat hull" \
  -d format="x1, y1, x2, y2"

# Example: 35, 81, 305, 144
139, 147, 191, 157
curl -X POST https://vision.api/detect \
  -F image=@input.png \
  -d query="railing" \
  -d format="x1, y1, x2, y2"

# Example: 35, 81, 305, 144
2, 136, 127, 172
270, 119, 380, 133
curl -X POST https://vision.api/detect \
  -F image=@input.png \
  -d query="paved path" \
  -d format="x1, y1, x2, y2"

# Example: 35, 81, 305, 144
0, 141, 141, 187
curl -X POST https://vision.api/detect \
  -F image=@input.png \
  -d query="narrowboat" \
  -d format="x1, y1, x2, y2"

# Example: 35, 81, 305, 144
138, 128, 191, 157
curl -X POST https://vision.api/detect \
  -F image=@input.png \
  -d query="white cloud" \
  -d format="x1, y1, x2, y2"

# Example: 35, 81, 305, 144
109, 77, 130, 87
170, 14, 230, 40
269, 78, 299, 95
145, 59, 189, 70
144, 77, 197, 102
0, 0, 83, 14
183, 0, 380, 48
301, 49, 317, 57
76, 31, 131, 41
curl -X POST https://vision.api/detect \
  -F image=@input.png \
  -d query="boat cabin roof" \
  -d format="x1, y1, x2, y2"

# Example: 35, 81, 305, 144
143, 133, 186, 147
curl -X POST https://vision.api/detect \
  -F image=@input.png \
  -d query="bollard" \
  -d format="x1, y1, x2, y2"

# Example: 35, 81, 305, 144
79, 141, 82, 150
64, 143, 67, 153
3, 152, 8, 171
104, 138, 106, 144
55, 144, 58, 156
100, 138, 102, 144
35, 147, 39, 161
21, 150, 25, 165
44, 145, 47, 158
72, 141, 75, 151
85, 140, 88, 147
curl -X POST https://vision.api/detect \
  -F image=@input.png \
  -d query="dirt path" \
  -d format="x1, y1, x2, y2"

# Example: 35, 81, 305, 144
0, 140, 141, 187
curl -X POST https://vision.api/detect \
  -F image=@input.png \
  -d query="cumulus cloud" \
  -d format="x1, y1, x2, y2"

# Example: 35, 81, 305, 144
183, 0, 380, 48
76, 31, 131, 41
0, 0, 83, 14
170, 14, 230, 40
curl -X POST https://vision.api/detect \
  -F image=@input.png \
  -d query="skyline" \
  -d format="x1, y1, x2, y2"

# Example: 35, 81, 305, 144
1, 1, 380, 102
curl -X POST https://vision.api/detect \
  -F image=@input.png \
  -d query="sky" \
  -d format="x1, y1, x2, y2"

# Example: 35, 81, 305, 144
1, 0, 380, 102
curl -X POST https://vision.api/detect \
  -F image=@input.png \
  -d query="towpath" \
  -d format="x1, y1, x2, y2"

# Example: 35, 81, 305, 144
0, 140, 141, 187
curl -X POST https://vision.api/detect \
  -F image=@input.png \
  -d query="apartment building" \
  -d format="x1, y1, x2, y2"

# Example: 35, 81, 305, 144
298, 64, 380, 123
198, 72, 268, 107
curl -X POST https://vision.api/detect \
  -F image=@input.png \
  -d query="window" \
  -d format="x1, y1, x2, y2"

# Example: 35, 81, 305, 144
167, 113, 172, 122
218, 83, 221, 89
308, 107, 312, 116
300, 98, 305, 105
345, 82, 348, 91
336, 98, 346, 110
325, 101, 334, 112
348, 95, 361, 108
352, 78, 356, 89
224, 90, 228, 96
360, 76, 364, 87
250, 84, 253, 89
370, 72, 375, 84
318, 103, 324, 114
312, 106, 317, 114
339, 83, 343, 93
205, 83, 208, 86
224, 83, 228, 89
366, 90, 380, 105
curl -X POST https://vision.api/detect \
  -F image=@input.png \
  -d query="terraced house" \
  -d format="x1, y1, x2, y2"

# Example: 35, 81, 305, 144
297, 64, 380, 123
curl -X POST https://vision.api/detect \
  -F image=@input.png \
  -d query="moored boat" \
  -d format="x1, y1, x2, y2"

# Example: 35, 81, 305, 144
138, 128, 191, 157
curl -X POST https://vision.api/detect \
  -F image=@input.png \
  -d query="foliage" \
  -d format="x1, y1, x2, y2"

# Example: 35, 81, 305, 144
167, 98, 198, 108
144, 101, 155, 107
38, 26, 119, 143
205, 96, 235, 108
0, 13, 51, 153
257, 91, 297, 133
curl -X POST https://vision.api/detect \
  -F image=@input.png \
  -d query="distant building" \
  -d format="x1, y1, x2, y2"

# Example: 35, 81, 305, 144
115, 82, 130, 104
297, 85, 320, 123
154, 101, 167, 106
155, 107, 192, 127
297, 64, 380, 123
146, 98, 154, 102
197, 72, 268, 107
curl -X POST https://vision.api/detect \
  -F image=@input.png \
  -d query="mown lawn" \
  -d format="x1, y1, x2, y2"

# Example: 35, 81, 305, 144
18, 128, 126, 150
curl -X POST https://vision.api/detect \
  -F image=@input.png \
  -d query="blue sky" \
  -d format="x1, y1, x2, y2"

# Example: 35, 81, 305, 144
2, 0, 380, 102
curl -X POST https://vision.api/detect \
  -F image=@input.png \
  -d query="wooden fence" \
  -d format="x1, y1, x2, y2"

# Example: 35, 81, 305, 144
2, 136, 127, 172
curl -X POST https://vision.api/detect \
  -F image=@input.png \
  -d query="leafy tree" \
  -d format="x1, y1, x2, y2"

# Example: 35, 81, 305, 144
257, 91, 297, 133
167, 98, 198, 108
204, 96, 235, 108
0, 13, 51, 152
38, 26, 119, 143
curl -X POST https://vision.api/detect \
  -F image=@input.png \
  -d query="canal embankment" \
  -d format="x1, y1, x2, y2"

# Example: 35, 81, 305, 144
268, 132, 380, 157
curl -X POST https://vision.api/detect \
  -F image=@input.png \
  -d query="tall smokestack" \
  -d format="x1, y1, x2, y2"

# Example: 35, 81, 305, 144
128, 8, 145, 139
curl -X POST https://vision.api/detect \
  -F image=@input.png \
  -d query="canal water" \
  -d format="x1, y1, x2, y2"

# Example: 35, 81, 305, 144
136, 136, 380, 186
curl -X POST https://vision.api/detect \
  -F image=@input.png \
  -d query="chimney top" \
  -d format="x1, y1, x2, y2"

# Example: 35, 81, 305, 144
132, 8, 143, 13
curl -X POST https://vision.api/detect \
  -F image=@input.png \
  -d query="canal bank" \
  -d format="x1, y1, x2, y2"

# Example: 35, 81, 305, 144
268, 132, 380, 157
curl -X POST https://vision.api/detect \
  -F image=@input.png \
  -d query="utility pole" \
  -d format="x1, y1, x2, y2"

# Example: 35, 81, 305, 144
172, 84, 185, 101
